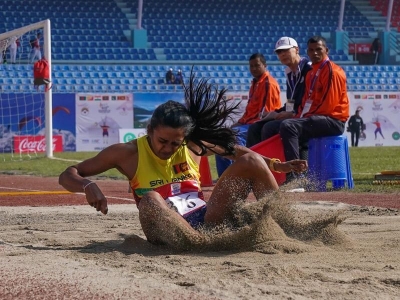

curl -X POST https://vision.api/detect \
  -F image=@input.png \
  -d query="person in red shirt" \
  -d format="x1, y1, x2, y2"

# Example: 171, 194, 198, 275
100, 123, 110, 144
279, 36, 349, 183
215, 53, 281, 177
373, 119, 384, 140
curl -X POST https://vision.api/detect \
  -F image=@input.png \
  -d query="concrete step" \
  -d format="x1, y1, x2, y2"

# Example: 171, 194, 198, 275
120, 8, 131, 13
350, 0, 371, 4
123, 30, 131, 42
362, 11, 384, 17
153, 48, 164, 55
368, 16, 387, 22
156, 54, 166, 60
352, 5, 376, 11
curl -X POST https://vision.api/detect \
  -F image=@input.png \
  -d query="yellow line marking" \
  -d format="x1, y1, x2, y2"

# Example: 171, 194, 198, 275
0, 191, 72, 196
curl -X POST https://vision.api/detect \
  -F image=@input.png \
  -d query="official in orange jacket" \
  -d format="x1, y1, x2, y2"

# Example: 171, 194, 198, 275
279, 36, 349, 182
237, 57, 281, 125
215, 53, 281, 177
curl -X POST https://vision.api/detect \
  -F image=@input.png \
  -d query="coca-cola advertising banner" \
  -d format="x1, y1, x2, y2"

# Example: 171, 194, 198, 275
0, 93, 77, 153
13, 135, 63, 153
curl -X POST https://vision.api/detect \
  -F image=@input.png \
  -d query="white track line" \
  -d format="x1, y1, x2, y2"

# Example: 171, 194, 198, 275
75, 192, 136, 202
0, 186, 135, 202
0, 186, 43, 191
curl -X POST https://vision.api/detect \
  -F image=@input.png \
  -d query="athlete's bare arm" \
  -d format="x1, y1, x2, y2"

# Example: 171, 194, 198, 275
187, 141, 307, 174
59, 141, 139, 215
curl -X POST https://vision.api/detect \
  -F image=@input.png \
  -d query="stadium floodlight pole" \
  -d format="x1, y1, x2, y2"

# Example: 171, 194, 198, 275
137, 0, 143, 29
386, 0, 394, 31
336, 0, 345, 31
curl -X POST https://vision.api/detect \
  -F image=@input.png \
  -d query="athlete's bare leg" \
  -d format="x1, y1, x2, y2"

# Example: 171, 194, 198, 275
138, 153, 278, 250
205, 152, 278, 225
138, 191, 207, 251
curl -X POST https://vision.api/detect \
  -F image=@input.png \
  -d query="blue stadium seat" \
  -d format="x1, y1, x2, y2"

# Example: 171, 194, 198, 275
142, 85, 157, 91
109, 85, 122, 91
165, 85, 176, 91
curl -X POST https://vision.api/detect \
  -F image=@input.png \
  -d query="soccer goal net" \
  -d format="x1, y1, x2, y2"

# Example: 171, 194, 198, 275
0, 19, 53, 160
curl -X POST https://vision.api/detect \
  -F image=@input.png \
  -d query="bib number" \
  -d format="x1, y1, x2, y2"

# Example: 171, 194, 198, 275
166, 192, 206, 216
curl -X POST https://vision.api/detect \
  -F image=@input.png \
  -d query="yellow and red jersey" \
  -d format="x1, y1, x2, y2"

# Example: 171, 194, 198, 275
129, 135, 202, 205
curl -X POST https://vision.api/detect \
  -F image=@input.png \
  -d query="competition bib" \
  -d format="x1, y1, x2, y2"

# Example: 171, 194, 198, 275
166, 192, 206, 216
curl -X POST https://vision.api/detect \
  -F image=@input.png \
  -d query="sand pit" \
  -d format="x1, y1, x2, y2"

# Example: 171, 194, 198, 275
1, 198, 399, 299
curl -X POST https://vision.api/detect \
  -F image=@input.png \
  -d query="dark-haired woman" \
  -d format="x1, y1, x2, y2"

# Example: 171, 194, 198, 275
59, 74, 307, 251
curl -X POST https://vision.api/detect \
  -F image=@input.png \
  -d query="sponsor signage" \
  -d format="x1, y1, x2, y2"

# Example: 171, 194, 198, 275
347, 92, 400, 146
13, 135, 63, 153
118, 129, 147, 143
76, 93, 133, 151
349, 43, 371, 54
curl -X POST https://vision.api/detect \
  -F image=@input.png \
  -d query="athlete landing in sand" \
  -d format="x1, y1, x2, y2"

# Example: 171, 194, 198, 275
59, 72, 308, 251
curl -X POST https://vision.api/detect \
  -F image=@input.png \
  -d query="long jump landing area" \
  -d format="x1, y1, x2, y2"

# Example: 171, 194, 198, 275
0, 174, 399, 209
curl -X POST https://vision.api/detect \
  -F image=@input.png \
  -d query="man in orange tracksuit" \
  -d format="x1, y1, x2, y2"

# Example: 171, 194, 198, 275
215, 53, 281, 177
279, 36, 349, 182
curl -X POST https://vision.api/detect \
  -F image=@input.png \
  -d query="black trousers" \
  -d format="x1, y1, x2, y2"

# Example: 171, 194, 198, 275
351, 130, 360, 147
246, 119, 282, 147
247, 119, 309, 160
279, 115, 345, 161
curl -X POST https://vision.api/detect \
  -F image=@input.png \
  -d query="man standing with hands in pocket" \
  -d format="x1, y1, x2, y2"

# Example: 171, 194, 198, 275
348, 109, 364, 147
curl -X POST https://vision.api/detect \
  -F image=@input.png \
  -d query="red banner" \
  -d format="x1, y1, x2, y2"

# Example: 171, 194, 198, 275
13, 135, 63, 153
349, 43, 371, 54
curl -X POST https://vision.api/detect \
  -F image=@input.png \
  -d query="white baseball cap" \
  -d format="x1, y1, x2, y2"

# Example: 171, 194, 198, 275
274, 37, 298, 52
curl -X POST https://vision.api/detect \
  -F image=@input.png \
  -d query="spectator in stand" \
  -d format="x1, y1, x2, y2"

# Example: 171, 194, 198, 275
0, 39, 8, 64
29, 32, 42, 63
347, 109, 364, 147
246, 37, 312, 148
215, 53, 281, 177
370, 38, 381, 65
175, 69, 184, 84
9, 36, 19, 64
165, 68, 175, 84
279, 36, 349, 184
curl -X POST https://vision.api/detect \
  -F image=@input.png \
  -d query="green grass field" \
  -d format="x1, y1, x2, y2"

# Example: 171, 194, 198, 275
1, 146, 399, 192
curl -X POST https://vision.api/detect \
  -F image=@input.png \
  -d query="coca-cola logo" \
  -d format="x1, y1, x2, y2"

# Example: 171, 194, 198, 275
13, 135, 63, 153
18, 137, 58, 152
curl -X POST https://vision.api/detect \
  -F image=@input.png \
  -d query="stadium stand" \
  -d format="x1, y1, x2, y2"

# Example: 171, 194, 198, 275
0, 0, 399, 93
0, 0, 370, 62
1, 63, 399, 94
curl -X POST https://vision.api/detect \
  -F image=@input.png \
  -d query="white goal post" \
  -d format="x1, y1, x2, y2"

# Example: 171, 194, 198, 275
0, 19, 53, 158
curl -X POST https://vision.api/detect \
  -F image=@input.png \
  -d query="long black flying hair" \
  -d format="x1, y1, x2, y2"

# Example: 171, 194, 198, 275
183, 68, 241, 156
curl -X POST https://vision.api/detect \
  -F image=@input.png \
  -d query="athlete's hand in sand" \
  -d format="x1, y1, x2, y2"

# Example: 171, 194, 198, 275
84, 183, 109, 215
277, 160, 308, 174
